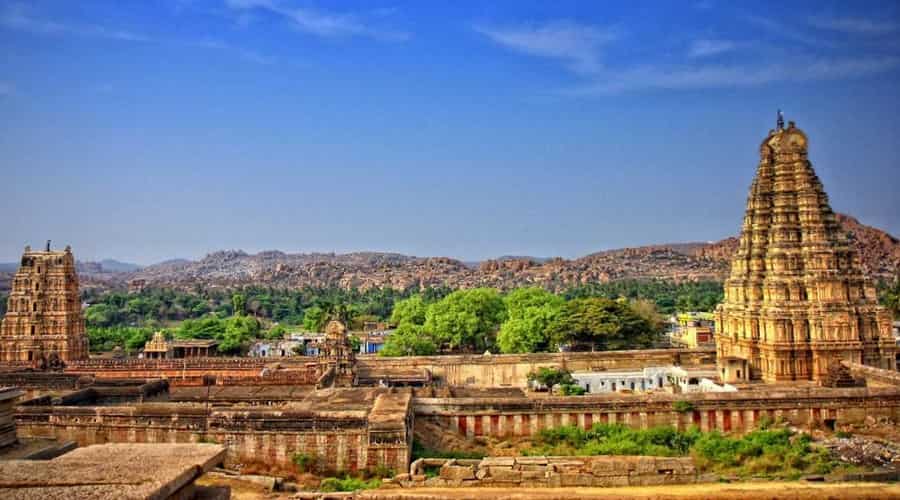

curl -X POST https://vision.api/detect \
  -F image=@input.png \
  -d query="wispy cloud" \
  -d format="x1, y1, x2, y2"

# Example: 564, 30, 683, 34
688, 39, 737, 58
225, 0, 409, 42
568, 56, 900, 95
1, 3, 273, 64
474, 21, 618, 74
1, 3, 150, 42
746, 14, 836, 48
808, 15, 897, 35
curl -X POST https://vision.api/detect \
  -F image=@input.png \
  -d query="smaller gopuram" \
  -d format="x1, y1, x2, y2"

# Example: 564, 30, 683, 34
0, 243, 89, 365
317, 319, 356, 387
716, 117, 897, 383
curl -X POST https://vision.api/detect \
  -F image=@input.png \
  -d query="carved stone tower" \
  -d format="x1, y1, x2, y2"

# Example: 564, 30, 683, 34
0, 244, 89, 364
317, 319, 356, 387
716, 120, 897, 383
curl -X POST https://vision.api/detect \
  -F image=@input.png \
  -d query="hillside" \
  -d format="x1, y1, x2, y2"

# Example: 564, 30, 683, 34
2, 213, 896, 295
116, 213, 898, 292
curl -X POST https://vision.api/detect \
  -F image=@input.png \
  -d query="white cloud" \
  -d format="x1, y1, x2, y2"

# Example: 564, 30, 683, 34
568, 56, 900, 95
688, 39, 737, 58
225, 0, 409, 42
809, 16, 896, 35
1, 4, 273, 65
474, 21, 618, 74
1, 3, 151, 42
746, 14, 836, 48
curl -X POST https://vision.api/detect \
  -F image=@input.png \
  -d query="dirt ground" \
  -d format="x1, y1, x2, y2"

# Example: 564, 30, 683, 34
360, 482, 900, 500
197, 474, 900, 500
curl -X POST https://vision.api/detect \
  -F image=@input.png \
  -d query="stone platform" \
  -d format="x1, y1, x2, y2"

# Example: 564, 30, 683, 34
0, 442, 227, 499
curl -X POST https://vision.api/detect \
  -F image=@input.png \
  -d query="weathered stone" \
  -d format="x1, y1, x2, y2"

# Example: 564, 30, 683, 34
558, 472, 594, 487
440, 464, 476, 481
716, 120, 898, 383
514, 456, 548, 466
0, 245, 89, 363
487, 468, 522, 482
480, 457, 515, 467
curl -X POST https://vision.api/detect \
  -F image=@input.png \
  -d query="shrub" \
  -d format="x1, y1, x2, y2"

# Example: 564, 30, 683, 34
560, 383, 586, 396
527, 367, 575, 390
673, 400, 694, 413
319, 476, 381, 492
523, 424, 837, 479
292, 452, 318, 473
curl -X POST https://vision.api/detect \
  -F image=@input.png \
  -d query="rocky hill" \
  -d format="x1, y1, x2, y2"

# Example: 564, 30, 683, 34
3, 213, 895, 295
122, 214, 900, 291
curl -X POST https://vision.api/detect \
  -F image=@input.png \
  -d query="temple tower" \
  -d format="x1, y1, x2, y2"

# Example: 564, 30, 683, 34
716, 119, 897, 383
317, 319, 356, 387
0, 244, 89, 364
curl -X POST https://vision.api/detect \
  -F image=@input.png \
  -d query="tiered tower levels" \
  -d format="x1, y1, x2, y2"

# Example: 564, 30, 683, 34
715, 121, 897, 383
0, 245, 89, 363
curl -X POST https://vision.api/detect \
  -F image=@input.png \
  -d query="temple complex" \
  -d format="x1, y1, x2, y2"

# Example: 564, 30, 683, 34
0, 244, 88, 365
715, 119, 897, 383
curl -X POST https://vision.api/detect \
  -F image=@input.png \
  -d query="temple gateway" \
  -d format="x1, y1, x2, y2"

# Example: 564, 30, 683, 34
715, 119, 897, 383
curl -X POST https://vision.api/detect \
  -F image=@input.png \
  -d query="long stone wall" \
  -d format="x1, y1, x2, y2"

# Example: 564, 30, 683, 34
15, 395, 411, 475
360, 348, 716, 388
64, 358, 317, 386
414, 386, 900, 439
392, 455, 697, 488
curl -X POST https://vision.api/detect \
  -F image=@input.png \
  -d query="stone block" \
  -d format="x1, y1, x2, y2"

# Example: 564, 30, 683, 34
488, 468, 522, 482
423, 477, 447, 487
634, 456, 658, 475
393, 473, 410, 482
410, 474, 426, 482
558, 472, 594, 487
481, 457, 515, 467
520, 470, 546, 482
515, 456, 548, 466
440, 464, 476, 481
590, 475, 629, 487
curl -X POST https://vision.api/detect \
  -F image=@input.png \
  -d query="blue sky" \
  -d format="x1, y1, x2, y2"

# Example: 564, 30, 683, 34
1, 0, 899, 264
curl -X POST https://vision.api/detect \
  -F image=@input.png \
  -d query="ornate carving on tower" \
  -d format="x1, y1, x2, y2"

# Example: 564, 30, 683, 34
317, 319, 356, 387
0, 244, 89, 365
715, 118, 898, 383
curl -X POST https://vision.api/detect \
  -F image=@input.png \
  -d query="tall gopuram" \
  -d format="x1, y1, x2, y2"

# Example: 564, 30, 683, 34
0, 243, 89, 365
715, 117, 897, 384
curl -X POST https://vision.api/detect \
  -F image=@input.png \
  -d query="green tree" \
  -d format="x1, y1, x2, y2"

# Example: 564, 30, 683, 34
380, 323, 438, 356
551, 297, 656, 350
232, 293, 246, 317
423, 288, 506, 352
302, 305, 327, 332
497, 288, 564, 353
390, 295, 428, 326
266, 324, 288, 340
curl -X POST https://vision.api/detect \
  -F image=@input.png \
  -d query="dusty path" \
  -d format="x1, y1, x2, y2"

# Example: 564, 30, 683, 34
359, 482, 900, 500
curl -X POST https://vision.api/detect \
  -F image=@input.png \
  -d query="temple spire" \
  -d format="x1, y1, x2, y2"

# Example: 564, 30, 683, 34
776, 109, 784, 131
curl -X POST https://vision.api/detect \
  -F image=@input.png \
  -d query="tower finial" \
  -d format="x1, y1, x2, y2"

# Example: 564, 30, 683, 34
45, 240, 51, 252
776, 109, 784, 131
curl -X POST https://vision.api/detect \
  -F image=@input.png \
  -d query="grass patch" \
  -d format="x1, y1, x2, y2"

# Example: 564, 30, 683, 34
524, 423, 843, 479
318, 476, 381, 492
412, 440, 486, 460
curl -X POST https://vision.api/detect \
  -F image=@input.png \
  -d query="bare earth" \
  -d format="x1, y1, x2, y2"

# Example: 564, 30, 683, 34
360, 483, 900, 500
198, 475, 900, 500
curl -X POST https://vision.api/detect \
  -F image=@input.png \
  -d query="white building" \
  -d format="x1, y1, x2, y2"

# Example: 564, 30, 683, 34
570, 366, 735, 394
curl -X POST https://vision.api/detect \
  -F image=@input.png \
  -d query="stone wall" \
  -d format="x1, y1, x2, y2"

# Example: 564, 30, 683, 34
392, 455, 696, 488
64, 358, 317, 386
414, 386, 900, 439
360, 348, 716, 388
846, 362, 900, 387
15, 396, 411, 475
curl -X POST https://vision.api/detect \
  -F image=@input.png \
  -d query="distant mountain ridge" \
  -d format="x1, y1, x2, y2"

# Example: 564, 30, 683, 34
2, 213, 897, 294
